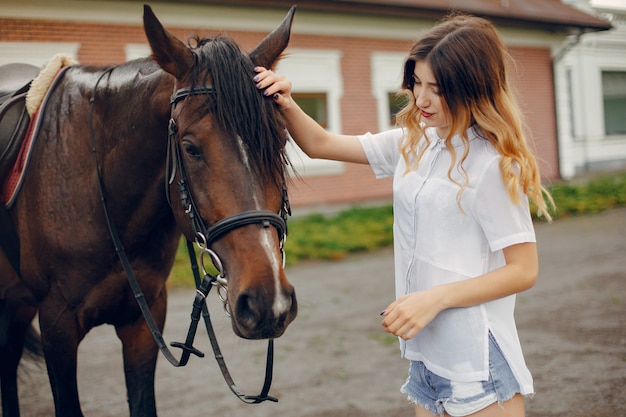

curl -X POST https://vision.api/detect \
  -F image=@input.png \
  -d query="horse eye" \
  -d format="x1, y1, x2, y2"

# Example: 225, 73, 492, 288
182, 141, 203, 160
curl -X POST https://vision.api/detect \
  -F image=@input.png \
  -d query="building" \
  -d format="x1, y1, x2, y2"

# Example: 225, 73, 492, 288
556, 0, 626, 178
0, 0, 613, 209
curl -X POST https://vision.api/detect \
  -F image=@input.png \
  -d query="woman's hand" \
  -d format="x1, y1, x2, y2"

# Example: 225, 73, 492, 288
253, 67, 293, 110
381, 289, 444, 340
381, 243, 539, 340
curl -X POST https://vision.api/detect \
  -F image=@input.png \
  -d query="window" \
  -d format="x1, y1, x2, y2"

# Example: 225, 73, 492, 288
293, 93, 328, 128
125, 44, 150, 61
566, 68, 577, 139
274, 49, 344, 177
0, 42, 79, 66
602, 70, 626, 136
371, 52, 405, 131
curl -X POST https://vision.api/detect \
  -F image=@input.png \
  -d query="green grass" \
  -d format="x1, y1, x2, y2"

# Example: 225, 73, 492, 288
533, 170, 626, 218
285, 205, 394, 264
169, 170, 626, 287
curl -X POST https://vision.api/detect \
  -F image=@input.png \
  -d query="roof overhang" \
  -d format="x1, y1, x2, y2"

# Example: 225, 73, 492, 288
143, 0, 612, 33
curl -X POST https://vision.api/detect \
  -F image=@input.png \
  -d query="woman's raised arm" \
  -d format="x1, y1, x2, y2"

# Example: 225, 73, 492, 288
254, 67, 368, 164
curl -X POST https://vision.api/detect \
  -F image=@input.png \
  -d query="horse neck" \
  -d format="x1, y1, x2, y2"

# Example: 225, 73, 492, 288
82, 64, 176, 234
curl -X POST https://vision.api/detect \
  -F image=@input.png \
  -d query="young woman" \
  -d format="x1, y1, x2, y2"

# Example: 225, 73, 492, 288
254, 13, 553, 417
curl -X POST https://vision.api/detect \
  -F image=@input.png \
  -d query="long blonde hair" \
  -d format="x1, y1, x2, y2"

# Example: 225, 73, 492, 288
395, 14, 553, 220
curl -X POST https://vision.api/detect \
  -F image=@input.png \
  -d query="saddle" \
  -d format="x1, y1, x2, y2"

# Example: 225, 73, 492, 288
0, 63, 40, 181
0, 63, 39, 281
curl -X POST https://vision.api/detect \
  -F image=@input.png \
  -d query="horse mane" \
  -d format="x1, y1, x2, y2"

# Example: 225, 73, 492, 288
188, 34, 289, 188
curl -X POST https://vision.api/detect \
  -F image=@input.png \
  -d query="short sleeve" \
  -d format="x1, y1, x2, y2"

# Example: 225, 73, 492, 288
473, 158, 536, 251
358, 128, 405, 178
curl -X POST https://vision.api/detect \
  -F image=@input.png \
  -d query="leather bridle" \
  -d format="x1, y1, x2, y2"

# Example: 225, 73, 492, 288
166, 85, 290, 254
167, 85, 292, 403
91, 69, 290, 404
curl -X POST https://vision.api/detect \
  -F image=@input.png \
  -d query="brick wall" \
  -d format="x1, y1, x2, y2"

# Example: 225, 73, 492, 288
508, 47, 560, 180
0, 17, 559, 208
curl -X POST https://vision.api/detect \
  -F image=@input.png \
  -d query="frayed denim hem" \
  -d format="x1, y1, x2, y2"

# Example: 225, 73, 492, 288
402, 385, 531, 416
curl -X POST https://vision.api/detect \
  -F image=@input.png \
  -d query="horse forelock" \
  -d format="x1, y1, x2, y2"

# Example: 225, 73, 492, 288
188, 35, 289, 189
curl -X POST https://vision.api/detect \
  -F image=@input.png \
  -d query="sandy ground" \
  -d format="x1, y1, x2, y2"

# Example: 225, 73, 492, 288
15, 207, 626, 417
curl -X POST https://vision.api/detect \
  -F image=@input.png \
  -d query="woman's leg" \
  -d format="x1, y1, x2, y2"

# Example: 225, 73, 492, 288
415, 404, 440, 417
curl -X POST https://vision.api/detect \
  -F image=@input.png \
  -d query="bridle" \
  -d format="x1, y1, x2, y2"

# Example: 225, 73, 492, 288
167, 85, 291, 310
90, 69, 290, 404
166, 85, 290, 271
166, 85, 291, 403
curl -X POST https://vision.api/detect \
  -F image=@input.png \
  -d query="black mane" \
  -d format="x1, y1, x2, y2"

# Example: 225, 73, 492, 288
190, 35, 289, 188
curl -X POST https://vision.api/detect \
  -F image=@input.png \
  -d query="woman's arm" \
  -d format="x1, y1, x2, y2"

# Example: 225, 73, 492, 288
254, 67, 369, 164
381, 242, 538, 340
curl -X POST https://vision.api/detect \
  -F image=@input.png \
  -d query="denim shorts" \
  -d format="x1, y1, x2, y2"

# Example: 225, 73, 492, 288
401, 333, 521, 416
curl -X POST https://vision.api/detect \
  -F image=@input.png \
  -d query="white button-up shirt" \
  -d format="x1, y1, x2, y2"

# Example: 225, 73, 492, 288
359, 126, 535, 394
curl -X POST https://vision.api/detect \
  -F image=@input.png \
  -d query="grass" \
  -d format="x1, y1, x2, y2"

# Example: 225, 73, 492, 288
534, 170, 626, 218
169, 170, 626, 287
285, 204, 394, 264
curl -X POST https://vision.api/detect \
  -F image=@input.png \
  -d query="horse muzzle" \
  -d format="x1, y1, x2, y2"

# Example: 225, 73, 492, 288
230, 281, 297, 340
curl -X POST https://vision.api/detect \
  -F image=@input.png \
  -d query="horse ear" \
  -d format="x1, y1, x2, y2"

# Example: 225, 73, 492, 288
143, 5, 194, 79
249, 6, 296, 69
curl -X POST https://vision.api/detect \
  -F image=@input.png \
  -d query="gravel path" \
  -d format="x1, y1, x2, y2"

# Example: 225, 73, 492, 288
16, 208, 626, 416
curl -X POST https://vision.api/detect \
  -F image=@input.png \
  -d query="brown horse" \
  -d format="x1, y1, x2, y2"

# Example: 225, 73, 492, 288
0, 5, 297, 417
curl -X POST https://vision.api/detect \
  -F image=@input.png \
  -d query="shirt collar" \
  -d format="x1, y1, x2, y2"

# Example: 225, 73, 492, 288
426, 126, 482, 150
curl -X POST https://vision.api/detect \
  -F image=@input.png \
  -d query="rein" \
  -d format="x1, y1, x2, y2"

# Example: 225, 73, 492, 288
90, 68, 290, 404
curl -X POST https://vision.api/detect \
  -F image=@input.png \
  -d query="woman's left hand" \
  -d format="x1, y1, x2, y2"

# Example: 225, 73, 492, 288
380, 289, 443, 340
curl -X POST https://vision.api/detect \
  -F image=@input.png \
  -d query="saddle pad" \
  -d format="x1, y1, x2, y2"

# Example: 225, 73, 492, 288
26, 54, 77, 116
1, 66, 71, 208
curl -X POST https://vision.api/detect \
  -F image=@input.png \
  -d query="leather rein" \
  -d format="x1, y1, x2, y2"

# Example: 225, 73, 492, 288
90, 68, 290, 404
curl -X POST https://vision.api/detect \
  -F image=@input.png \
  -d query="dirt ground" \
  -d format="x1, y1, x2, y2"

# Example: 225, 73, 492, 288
16, 207, 626, 417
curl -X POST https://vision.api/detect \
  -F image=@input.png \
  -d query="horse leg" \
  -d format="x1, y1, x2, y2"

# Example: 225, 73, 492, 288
0, 301, 38, 417
0, 300, 24, 417
0, 253, 40, 417
38, 295, 85, 417
115, 288, 167, 417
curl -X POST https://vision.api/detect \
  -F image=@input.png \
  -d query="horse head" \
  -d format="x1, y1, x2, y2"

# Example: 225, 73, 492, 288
143, 5, 297, 340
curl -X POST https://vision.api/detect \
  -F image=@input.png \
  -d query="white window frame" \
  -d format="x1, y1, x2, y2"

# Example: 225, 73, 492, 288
125, 44, 150, 61
371, 52, 406, 132
555, 26, 626, 178
275, 49, 345, 177
600, 69, 626, 136
0, 42, 79, 67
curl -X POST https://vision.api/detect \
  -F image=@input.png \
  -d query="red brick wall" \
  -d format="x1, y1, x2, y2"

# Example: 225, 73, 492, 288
508, 47, 560, 180
283, 34, 410, 207
0, 18, 559, 208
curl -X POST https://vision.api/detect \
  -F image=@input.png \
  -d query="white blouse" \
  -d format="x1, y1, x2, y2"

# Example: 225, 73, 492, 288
358, 126, 535, 394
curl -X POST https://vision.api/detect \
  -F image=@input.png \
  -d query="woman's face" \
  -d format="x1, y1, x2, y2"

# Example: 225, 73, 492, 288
412, 61, 451, 138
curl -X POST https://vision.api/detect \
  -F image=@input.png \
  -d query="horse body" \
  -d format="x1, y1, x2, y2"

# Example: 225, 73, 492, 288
0, 6, 297, 417
17, 62, 176, 298
12, 65, 178, 417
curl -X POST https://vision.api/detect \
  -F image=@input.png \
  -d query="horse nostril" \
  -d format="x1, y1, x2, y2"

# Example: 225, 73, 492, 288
290, 290, 298, 317
284, 286, 298, 318
235, 292, 261, 331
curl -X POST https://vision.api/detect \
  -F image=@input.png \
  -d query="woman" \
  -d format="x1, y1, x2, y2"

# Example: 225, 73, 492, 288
254, 13, 553, 417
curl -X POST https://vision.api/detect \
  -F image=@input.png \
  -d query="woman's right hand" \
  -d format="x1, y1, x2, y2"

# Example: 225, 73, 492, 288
253, 67, 293, 110
253, 66, 368, 164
